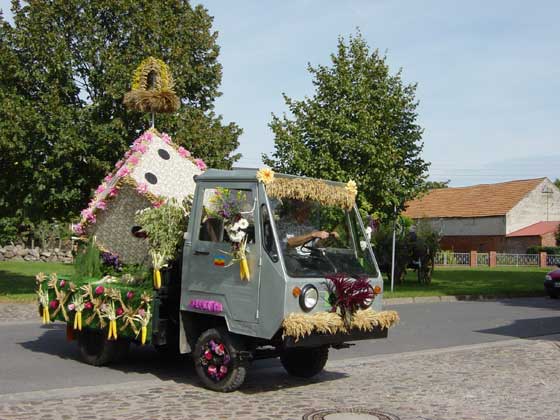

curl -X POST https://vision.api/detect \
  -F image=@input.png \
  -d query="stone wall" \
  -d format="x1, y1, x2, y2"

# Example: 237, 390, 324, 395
0, 245, 73, 263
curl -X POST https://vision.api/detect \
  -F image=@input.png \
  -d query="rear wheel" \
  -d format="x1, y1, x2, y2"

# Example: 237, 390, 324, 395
280, 346, 329, 378
78, 328, 128, 366
193, 327, 248, 392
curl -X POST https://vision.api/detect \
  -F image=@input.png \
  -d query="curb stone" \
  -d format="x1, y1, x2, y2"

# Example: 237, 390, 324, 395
384, 293, 546, 305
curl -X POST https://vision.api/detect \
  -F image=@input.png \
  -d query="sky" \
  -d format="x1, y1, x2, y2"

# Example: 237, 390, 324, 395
2, 1, 559, 187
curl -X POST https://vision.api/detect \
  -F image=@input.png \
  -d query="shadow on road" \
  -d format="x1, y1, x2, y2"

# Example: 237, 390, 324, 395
492, 296, 560, 311
18, 323, 348, 393
477, 315, 560, 340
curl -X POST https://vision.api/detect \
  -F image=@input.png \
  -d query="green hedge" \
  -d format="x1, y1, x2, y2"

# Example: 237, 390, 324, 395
526, 246, 560, 255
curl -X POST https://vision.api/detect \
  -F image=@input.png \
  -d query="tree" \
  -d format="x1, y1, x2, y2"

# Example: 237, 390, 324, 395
0, 1, 241, 235
426, 179, 450, 190
263, 32, 428, 219
554, 179, 560, 190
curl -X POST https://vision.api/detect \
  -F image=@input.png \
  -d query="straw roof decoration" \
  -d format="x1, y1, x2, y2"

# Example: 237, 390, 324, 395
72, 129, 206, 237
263, 174, 358, 210
282, 309, 399, 342
123, 57, 180, 113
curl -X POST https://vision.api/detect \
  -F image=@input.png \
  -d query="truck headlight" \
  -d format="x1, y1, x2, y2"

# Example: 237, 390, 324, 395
299, 284, 318, 312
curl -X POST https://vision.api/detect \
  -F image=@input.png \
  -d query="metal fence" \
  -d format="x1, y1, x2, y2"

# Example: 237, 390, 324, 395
477, 253, 489, 266
496, 253, 539, 266
435, 252, 554, 267
546, 254, 560, 266
434, 252, 470, 266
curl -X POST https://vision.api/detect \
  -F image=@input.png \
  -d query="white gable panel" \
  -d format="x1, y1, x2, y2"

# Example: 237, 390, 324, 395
130, 135, 201, 201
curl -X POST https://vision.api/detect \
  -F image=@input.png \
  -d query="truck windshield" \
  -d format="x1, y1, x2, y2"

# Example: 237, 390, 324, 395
269, 198, 378, 278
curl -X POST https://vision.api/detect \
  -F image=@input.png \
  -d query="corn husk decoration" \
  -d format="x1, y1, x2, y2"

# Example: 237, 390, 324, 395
133, 307, 152, 345
71, 293, 85, 331
100, 300, 121, 340
151, 251, 166, 289
221, 220, 251, 281
37, 287, 50, 324
47, 273, 70, 322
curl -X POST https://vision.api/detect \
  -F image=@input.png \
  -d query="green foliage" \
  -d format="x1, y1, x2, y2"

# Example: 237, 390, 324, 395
556, 224, 560, 247
0, 217, 19, 245
526, 245, 560, 255
135, 198, 191, 267
263, 32, 428, 219
0, 1, 241, 230
372, 219, 440, 284
425, 180, 450, 189
74, 239, 102, 278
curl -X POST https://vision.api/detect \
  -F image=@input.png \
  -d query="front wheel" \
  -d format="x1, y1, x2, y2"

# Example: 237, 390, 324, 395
193, 327, 248, 392
280, 346, 329, 378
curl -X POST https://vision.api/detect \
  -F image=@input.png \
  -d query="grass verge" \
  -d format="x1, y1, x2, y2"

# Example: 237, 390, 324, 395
0, 262, 551, 303
383, 266, 550, 299
0, 261, 74, 303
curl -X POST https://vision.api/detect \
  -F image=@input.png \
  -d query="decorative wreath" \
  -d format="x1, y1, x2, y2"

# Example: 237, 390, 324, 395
123, 57, 180, 113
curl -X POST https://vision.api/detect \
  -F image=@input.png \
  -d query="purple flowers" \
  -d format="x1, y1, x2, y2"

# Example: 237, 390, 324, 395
101, 251, 121, 270
188, 299, 223, 313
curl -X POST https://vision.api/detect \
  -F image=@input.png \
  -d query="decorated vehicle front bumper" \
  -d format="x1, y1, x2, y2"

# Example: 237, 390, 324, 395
283, 325, 388, 348
281, 308, 399, 348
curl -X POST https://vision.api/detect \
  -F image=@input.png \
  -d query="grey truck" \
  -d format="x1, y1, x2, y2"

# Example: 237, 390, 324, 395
76, 168, 397, 392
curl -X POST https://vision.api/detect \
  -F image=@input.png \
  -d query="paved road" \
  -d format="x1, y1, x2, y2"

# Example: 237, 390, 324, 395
1, 297, 559, 395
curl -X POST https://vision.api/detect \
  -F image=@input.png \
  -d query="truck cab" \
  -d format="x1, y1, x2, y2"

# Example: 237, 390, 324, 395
169, 168, 398, 391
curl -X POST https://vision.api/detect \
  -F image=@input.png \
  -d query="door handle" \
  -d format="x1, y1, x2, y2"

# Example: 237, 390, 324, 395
194, 250, 210, 256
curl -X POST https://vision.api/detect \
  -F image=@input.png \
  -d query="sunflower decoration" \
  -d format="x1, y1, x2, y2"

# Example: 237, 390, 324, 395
123, 57, 180, 114
345, 180, 358, 197
256, 167, 275, 185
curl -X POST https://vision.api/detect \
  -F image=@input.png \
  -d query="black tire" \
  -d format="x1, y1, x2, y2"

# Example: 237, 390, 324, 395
548, 292, 559, 299
78, 328, 122, 366
280, 346, 329, 378
193, 327, 248, 392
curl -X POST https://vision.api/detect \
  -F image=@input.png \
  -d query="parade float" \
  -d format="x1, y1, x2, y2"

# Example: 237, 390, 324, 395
36, 58, 399, 392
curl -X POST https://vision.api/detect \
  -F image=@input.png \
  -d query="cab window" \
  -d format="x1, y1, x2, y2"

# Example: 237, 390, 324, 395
198, 188, 255, 244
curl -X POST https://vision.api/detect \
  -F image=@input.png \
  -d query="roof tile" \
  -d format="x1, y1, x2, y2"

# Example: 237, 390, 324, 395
404, 178, 546, 218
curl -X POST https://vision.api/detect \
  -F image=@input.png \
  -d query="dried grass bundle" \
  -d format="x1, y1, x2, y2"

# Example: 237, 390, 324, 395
266, 177, 355, 209
282, 309, 399, 341
123, 89, 180, 114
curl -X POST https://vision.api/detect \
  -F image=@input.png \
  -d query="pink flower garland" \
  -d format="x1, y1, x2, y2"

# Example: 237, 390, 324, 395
195, 158, 207, 171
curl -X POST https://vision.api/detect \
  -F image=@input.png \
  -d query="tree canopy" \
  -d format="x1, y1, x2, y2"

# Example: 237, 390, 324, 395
0, 0, 241, 236
426, 179, 450, 189
263, 33, 428, 219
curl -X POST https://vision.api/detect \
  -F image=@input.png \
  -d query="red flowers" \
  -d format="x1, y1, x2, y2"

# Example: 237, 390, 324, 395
94, 285, 105, 295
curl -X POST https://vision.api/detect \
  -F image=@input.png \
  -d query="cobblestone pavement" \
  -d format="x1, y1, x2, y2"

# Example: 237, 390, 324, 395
1, 334, 559, 420
0, 303, 37, 323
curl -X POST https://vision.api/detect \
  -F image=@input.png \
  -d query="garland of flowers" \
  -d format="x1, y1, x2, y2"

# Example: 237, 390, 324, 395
36, 272, 153, 344
325, 273, 380, 328
256, 168, 357, 210
208, 188, 252, 281
72, 130, 206, 236
200, 339, 231, 382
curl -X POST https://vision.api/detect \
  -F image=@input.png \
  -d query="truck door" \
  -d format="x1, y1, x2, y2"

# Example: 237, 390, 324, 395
184, 182, 261, 323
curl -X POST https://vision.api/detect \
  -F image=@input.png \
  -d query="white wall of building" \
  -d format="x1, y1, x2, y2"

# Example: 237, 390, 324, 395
506, 179, 560, 234
421, 216, 506, 236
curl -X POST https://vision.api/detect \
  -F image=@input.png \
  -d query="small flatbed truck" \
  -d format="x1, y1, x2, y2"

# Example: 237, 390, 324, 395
42, 168, 398, 392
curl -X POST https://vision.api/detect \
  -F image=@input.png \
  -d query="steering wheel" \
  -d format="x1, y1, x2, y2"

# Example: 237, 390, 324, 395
300, 238, 324, 256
